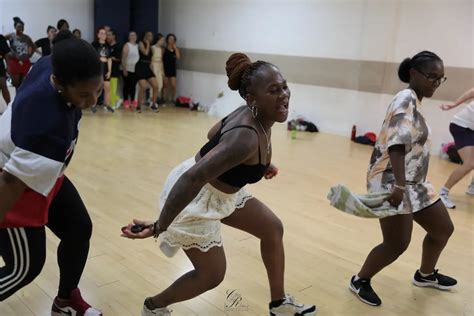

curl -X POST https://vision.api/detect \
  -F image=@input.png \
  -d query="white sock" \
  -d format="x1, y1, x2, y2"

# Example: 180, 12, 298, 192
419, 270, 432, 277
440, 186, 449, 195
354, 275, 361, 281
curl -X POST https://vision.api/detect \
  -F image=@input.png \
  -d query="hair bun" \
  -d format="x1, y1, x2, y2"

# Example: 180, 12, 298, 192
226, 53, 252, 91
398, 57, 412, 83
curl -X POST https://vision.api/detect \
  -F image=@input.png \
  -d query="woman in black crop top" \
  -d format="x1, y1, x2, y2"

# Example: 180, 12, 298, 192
122, 53, 316, 315
136, 31, 159, 112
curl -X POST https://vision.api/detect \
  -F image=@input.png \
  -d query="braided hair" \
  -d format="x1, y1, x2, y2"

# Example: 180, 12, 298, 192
398, 51, 442, 83
226, 53, 274, 99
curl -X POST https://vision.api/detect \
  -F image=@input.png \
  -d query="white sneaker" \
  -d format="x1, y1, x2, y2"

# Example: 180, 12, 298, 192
114, 99, 123, 109
141, 299, 172, 316
269, 295, 317, 316
466, 184, 474, 195
440, 193, 456, 209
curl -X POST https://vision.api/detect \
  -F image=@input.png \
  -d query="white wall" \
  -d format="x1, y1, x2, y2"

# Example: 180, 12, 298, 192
159, 0, 474, 68
0, 0, 94, 42
159, 0, 474, 154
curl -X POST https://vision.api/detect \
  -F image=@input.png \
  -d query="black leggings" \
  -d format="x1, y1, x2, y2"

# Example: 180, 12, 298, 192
123, 71, 137, 102
0, 177, 92, 301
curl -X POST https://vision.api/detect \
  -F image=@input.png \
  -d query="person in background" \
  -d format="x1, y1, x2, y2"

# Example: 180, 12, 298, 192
438, 87, 474, 208
121, 31, 139, 110
91, 27, 114, 113
163, 33, 180, 105
5, 17, 35, 89
72, 29, 82, 39
152, 33, 165, 105
107, 29, 122, 109
0, 34, 11, 106
136, 31, 159, 112
57, 19, 70, 31
35, 25, 57, 57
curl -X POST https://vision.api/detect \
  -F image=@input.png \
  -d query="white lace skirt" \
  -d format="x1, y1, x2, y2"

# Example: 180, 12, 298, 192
157, 158, 253, 257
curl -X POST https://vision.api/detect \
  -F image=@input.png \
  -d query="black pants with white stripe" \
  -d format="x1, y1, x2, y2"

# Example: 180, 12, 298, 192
0, 177, 92, 301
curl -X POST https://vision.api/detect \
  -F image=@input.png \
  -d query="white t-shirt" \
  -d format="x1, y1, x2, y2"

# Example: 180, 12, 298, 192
125, 42, 139, 73
451, 102, 474, 130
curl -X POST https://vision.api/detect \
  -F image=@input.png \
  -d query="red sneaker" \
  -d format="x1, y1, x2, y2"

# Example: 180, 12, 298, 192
124, 100, 130, 110
51, 288, 102, 315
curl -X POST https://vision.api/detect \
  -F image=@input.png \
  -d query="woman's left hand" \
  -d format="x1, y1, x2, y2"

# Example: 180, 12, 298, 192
121, 219, 155, 239
264, 163, 279, 179
105, 71, 111, 79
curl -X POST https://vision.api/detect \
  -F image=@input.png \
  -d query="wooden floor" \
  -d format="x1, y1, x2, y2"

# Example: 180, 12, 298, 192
1, 107, 472, 316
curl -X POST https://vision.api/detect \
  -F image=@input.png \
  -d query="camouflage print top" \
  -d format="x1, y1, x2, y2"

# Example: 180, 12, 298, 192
367, 89, 438, 213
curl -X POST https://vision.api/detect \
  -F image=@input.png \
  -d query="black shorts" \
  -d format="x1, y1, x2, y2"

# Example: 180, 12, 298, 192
101, 62, 110, 82
164, 65, 176, 78
450, 123, 474, 150
135, 62, 154, 81
0, 58, 6, 78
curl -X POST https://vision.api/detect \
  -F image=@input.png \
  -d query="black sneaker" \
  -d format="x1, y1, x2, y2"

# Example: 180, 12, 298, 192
91, 106, 98, 113
105, 105, 115, 113
349, 275, 382, 306
412, 270, 457, 290
150, 104, 159, 112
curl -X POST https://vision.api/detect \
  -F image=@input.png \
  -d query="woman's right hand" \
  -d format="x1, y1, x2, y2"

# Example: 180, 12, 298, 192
386, 187, 404, 207
123, 70, 128, 77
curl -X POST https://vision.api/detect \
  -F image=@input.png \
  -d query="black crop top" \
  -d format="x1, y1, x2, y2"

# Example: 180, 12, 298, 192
199, 116, 269, 188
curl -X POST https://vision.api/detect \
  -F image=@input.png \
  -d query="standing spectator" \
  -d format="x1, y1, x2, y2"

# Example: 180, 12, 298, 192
152, 33, 165, 105
35, 25, 57, 57
163, 33, 180, 104
107, 29, 122, 109
121, 31, 139, 110
5, 17, 35, 89
136, 31, 159, 112
72, 29, 82, 39
57, 19, 70, 31
0, 34, 11, 106
91, 27, 114, 113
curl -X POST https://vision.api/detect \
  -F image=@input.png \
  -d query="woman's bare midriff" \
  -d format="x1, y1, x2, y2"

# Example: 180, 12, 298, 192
194, 153, 241, 194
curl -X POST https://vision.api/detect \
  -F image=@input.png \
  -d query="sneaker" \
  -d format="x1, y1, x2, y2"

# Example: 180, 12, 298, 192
132, 100, 138, 109
105, 105, 115, 113
136, 105, 142, 113
91, 106, 98, 113
412, 269, 457, 290
150, 104, 159, 112
349, 275, 382, 306
124, 100, 130, 110
269, 294, 316, 316
466, 184, 474, 195
114, 99, 123, 109
141, 298, 172, 316
51, 288, 102, 315
440, 193, 456, 209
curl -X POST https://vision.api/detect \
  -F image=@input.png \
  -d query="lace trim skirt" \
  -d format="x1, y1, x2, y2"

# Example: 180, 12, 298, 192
158, 158, 253, 257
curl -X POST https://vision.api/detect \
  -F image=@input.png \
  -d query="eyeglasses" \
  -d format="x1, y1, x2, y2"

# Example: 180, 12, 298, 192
415, 68, 447, 84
